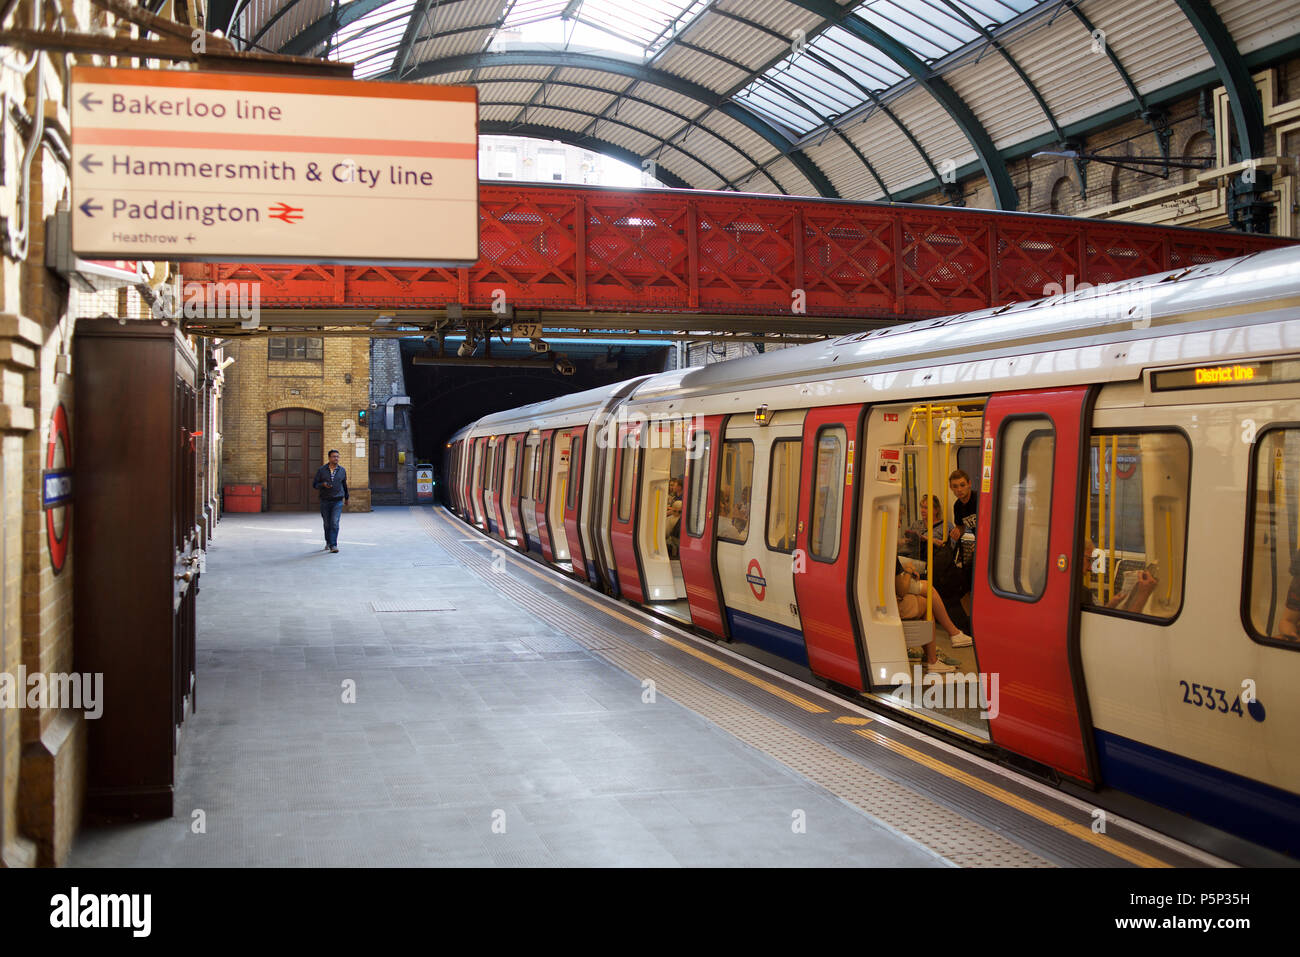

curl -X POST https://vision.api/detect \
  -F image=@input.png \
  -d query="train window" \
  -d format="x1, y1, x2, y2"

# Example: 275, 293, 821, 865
810, 428, 846, 563
766, 439, 802, 552
566, 436, 581, 510
521, 443, 535, 500
537, 437, 551, 502
617, 431, 639, 523
687, 431, 711, 539
717, 440, 754, 544
991, 418, 1055, 600
1244, 426, 1300, 650
1083, 430, 1189, 621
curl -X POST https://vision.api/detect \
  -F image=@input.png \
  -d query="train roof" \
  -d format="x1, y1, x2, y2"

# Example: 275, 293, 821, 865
629, 244, 1300, 404
447, 243, 1300, 443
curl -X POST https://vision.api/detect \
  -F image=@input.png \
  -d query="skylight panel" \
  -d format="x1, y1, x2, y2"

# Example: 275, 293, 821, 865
497, 0, 709, 58
329, 0, 417, 78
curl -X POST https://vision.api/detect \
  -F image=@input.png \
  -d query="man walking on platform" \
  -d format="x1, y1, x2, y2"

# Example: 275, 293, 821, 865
313, 449, 349, 553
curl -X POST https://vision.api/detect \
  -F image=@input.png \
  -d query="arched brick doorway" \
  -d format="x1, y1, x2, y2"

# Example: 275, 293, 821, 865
268, 409, 323, 510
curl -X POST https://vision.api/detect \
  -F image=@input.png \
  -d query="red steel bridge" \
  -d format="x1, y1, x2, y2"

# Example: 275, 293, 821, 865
180, 182, 1292, 341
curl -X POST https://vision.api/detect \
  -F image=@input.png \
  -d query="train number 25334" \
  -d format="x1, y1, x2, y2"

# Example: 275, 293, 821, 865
1178, 681, 1243, 716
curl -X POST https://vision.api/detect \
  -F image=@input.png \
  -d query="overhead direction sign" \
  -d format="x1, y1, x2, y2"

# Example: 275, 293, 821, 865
70, 68, 479, 266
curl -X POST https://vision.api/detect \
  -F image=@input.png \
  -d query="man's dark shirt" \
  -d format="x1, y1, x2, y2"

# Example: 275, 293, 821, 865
313, 464, 349, 502
953, 490, 978, 533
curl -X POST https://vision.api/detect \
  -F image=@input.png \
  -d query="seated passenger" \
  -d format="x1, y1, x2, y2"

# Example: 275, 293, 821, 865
1080, 539, 1158, 613
665, 477, 683, 559
948, 469, 979, 586
901, 495, 946, 559
902, 496, 973, 637
896, 558, 973, 672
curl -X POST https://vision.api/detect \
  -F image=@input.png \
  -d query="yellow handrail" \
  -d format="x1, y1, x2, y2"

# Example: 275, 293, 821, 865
653, 489, 661, 554
1108, 435, 1118, 600
1096, 438, 1107, 605
926, 404, 934, 622
878, 509, 887, 610
1164, 507, 1174, 604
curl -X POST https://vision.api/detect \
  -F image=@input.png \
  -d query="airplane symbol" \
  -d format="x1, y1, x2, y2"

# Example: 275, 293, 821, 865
268, 202, 303, 223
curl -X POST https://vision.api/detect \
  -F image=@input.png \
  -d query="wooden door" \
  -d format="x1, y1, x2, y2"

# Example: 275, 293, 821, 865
973, 386, 1097, 786
267, 409, 323, 510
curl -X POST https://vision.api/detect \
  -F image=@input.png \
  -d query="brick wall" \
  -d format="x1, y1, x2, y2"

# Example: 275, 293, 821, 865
909, 58, 1300, 239
367, 339, 414, 504
221, 336, 373, 512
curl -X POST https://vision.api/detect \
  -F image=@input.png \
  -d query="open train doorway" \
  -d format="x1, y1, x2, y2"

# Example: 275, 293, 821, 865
639, 418, 691, 623
858, 398, 992, 741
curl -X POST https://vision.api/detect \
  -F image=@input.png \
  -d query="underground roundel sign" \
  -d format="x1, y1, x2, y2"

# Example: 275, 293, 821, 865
44, 403, 72, 574
746, 559, 767, 601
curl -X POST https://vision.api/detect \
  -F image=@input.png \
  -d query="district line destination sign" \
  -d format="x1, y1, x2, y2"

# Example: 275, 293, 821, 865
70, 67, 479, 266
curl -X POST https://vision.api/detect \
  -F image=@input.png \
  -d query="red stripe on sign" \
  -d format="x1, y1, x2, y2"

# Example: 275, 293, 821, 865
73, 129, 477, 159
72, 67, 479, 102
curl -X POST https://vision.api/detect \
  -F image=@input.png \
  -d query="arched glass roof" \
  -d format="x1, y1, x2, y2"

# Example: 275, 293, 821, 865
221, 0, 1299, 212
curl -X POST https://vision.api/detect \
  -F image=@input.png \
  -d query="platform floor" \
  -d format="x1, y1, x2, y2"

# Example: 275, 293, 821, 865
69, 508, 949, 867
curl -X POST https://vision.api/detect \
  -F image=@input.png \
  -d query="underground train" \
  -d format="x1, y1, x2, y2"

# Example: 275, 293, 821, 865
445, 244, 1300, 857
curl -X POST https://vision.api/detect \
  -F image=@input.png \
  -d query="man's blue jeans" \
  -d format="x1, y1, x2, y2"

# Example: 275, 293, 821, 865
321, 498, 343, 548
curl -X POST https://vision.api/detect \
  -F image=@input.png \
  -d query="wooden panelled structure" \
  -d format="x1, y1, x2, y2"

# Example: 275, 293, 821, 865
267, 408, 323, 510
73, 320, 200, 820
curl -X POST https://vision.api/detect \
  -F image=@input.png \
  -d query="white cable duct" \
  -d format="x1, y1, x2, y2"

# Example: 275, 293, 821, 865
3, 8, 45, 263
385, 395, 410, 431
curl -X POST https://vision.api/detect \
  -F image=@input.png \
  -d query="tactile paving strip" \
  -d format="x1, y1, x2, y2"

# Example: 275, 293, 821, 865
418, 509, 1050, 868
370, 600, 456, 612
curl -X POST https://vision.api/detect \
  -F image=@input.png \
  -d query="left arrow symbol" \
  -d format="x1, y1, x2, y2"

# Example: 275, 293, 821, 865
78, 92, 102, 111
79, 199, 102, 217
79, 154, 102, 174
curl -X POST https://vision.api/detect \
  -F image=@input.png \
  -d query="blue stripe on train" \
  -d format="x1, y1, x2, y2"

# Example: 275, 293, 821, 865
585, 560, 598, 585
725, 609, 809, 668
1095, 729, 1300, 857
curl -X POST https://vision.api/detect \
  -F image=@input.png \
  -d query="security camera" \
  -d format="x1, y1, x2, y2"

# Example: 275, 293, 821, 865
529, 339, 550, 353
457, 340, 473, 357
554, 358, 576, 376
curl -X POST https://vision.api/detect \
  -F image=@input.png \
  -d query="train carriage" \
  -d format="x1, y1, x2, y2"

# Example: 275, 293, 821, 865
446, 245, 1300, 856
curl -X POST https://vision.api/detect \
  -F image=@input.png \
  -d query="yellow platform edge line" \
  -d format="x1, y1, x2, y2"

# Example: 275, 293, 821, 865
852, 727, 1171, 868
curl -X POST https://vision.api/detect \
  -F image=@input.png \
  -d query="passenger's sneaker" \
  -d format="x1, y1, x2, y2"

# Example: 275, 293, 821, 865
926, 658, 956, 673
937, 651, 961, 666
950, 632, 973, 647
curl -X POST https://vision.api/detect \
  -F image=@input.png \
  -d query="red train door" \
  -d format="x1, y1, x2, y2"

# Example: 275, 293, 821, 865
471, 437, 487, 526
610, 419, 645, 603
794, 405, 866, 690
508, 434, 526, 550
562, 429, 588, 580
680, 415, 727, 637
488, 438, 506, 538
535, 430, 556, 561
973, 385, 1097, 786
